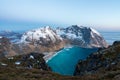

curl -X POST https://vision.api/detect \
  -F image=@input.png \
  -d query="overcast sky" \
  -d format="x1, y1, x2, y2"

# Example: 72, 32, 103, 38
0, 0, 120, 31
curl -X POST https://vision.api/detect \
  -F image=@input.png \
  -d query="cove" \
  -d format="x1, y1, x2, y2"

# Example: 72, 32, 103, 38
47, 46, 98, 75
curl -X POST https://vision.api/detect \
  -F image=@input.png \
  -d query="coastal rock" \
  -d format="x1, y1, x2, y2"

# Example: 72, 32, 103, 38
113, 41, 120, 45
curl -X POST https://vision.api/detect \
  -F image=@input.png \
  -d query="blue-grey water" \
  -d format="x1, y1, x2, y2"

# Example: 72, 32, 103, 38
101, 32, 120, 45
47, 46, 97, 75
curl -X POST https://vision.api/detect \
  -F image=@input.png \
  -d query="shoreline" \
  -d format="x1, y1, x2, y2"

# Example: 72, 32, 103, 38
44, 46, 73, 63
43, 49, 64, 63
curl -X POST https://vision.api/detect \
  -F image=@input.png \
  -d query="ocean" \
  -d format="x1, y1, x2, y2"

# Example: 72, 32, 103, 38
101, 32, 120, 45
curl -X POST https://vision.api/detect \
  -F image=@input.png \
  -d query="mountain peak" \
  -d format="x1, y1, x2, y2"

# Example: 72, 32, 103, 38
58, 25, 108, 48
45, 26, 51, 29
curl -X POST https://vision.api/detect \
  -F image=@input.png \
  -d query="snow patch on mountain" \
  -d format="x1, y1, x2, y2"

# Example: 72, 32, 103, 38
90, 28, 101, 37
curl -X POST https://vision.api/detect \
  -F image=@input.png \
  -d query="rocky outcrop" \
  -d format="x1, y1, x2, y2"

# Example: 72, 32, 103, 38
74, 41, 120, 80
0, 52, 51, 75
57, 25, 108, 48
13, 52, 51, 70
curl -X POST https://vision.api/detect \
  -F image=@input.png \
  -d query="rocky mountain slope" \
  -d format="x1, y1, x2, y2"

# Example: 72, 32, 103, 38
74, 41, 120, 80
0, 37, 16, 57
57, 25, 108, 48
0, 33, 65, 57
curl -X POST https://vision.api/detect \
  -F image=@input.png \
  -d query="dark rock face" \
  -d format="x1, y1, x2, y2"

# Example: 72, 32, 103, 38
74, 41, 120, 79
113, 41, 120, 45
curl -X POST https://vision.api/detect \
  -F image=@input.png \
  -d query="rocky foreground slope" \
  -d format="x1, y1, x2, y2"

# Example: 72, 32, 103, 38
74, 41, 120, 80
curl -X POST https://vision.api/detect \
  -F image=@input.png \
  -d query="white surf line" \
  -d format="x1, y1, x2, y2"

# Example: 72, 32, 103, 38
45, 46, 74, 63
45, 50, 64, 63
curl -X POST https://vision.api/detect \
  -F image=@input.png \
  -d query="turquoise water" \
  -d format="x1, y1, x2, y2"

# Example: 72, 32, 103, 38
47, 46, 98, 75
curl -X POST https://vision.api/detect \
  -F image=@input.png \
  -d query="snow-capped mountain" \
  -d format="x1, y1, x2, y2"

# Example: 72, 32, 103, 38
21, 26, 62, 46
21, 25, 108, 48
57, 25, 108, 48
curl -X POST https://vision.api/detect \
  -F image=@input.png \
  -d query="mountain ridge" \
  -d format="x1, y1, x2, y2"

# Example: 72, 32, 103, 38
21, 25, 108, 48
